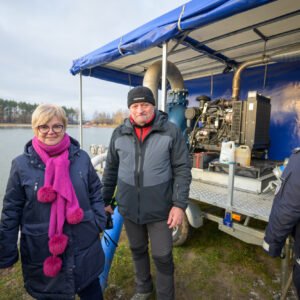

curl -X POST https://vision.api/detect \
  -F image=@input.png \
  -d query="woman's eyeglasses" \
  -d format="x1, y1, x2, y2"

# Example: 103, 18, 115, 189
37, 124, 64, 134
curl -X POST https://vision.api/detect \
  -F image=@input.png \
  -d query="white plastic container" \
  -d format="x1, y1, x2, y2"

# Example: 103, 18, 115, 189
219, 141, 235, 164
235, 145, 251, 167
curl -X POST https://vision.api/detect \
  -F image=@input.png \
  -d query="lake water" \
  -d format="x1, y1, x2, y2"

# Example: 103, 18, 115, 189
0, 127, 114, 210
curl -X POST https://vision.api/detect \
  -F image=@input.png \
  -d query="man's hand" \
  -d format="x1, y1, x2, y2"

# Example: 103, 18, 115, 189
167, 207, 185, 229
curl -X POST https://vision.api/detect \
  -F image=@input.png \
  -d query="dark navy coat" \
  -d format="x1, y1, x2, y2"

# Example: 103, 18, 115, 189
264, 150, 300, 258
0, 137, 106, 299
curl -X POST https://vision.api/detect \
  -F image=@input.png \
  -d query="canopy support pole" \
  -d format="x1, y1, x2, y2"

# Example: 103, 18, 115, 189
161, 42, 168, 112
79, 72, 83, 148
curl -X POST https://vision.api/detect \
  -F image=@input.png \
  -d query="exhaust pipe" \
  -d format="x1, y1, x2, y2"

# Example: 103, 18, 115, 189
232, 57, 269, 101
143, 60, 184, 105
232, 46, 300, 100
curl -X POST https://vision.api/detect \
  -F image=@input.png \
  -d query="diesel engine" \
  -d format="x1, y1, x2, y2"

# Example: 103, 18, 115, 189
185, 91, 271, 155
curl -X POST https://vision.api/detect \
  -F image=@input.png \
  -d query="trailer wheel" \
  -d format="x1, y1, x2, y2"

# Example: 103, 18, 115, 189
172, 214, 190, 246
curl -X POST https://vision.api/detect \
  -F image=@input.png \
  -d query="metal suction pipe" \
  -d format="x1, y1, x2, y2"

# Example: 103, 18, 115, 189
143, 60, 184, 105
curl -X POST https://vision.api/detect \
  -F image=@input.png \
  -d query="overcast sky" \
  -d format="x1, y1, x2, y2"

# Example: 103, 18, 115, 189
0, 0, 187, 119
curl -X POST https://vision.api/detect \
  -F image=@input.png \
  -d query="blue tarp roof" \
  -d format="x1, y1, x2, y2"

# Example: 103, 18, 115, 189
70, 0, 275, 83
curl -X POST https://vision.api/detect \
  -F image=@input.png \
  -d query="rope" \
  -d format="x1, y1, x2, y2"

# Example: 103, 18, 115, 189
118, 37, 125, 56
280, 271, 293, 300
128, 74, 132, 88
103, 231, 118, 248
263, 40, 268, 89
177, 5, 186, 32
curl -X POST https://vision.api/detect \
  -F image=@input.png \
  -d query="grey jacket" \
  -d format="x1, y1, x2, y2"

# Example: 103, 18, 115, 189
102, 110, 192, 224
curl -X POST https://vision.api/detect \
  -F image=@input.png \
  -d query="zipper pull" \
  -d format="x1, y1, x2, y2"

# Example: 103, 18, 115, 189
34, 182, 38, 192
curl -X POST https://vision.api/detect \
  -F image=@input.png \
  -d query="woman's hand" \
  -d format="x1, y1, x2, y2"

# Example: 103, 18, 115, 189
105, 205, 114, 214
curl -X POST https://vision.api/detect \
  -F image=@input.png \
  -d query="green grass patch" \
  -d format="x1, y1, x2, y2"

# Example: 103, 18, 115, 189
0, 222, 287, 299
0, 262, 32, 300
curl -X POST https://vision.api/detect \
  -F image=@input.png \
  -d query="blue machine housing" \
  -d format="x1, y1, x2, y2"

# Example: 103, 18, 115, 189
166, 89, 189, 137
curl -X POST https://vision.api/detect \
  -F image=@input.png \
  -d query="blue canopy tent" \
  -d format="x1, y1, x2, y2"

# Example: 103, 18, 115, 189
70, 0, 300, 159
71, 0, 277, 84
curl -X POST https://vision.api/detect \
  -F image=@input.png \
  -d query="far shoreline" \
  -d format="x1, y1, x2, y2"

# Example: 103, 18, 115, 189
0, 123, 31, 128
0, 123, 117, 128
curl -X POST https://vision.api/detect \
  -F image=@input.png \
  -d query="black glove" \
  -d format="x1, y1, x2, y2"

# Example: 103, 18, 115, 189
105, 212, 113, 230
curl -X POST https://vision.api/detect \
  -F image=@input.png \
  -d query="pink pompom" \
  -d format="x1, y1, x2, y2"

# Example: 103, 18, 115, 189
67, 208, 84, 224
49, 234, 68, 255
43, 256, 62, 277
37, 186, 56, 203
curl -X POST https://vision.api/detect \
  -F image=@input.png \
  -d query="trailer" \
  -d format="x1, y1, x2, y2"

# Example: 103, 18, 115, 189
70, 0, 300, 295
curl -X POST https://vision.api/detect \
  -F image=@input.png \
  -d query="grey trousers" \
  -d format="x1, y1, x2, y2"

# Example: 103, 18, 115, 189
124, 218, 174, 300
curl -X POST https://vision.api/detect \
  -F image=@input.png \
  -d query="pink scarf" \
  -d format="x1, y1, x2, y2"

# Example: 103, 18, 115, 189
32, 134, 83, 277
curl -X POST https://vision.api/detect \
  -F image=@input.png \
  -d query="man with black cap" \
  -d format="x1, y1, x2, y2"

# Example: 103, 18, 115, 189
102, 86, 191, 300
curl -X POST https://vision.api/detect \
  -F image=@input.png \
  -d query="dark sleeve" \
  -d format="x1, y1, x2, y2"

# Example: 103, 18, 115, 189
170, 125, 192, 210
0, 159, 25, 268
102, 129, 119, 205
88, 159, 106, 231
263, 153, 300, 257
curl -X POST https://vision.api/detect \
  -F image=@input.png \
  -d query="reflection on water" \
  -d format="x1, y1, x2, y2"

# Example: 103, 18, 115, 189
0, 127, 114, 210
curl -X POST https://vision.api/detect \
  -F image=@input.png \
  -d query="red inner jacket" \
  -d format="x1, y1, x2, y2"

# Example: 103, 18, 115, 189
130, 114, 155, 142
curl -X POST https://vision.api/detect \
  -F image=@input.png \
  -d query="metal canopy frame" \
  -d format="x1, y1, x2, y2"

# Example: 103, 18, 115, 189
77, 0, 300, 146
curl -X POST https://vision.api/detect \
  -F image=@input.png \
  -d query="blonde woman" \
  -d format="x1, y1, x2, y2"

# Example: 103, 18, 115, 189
0, 104, 106, 300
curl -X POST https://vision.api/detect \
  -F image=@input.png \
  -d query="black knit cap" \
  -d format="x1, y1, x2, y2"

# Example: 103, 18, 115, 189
127, 86, 155, 108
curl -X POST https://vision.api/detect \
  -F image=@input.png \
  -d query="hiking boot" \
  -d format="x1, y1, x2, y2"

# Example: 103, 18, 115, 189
130, 291, 153, 300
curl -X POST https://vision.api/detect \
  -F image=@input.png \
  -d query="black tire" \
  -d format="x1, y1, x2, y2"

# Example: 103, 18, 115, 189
172, 214, 190, 246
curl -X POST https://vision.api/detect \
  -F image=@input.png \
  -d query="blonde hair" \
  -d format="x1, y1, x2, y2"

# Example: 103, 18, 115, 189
32, 104, 68, 135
